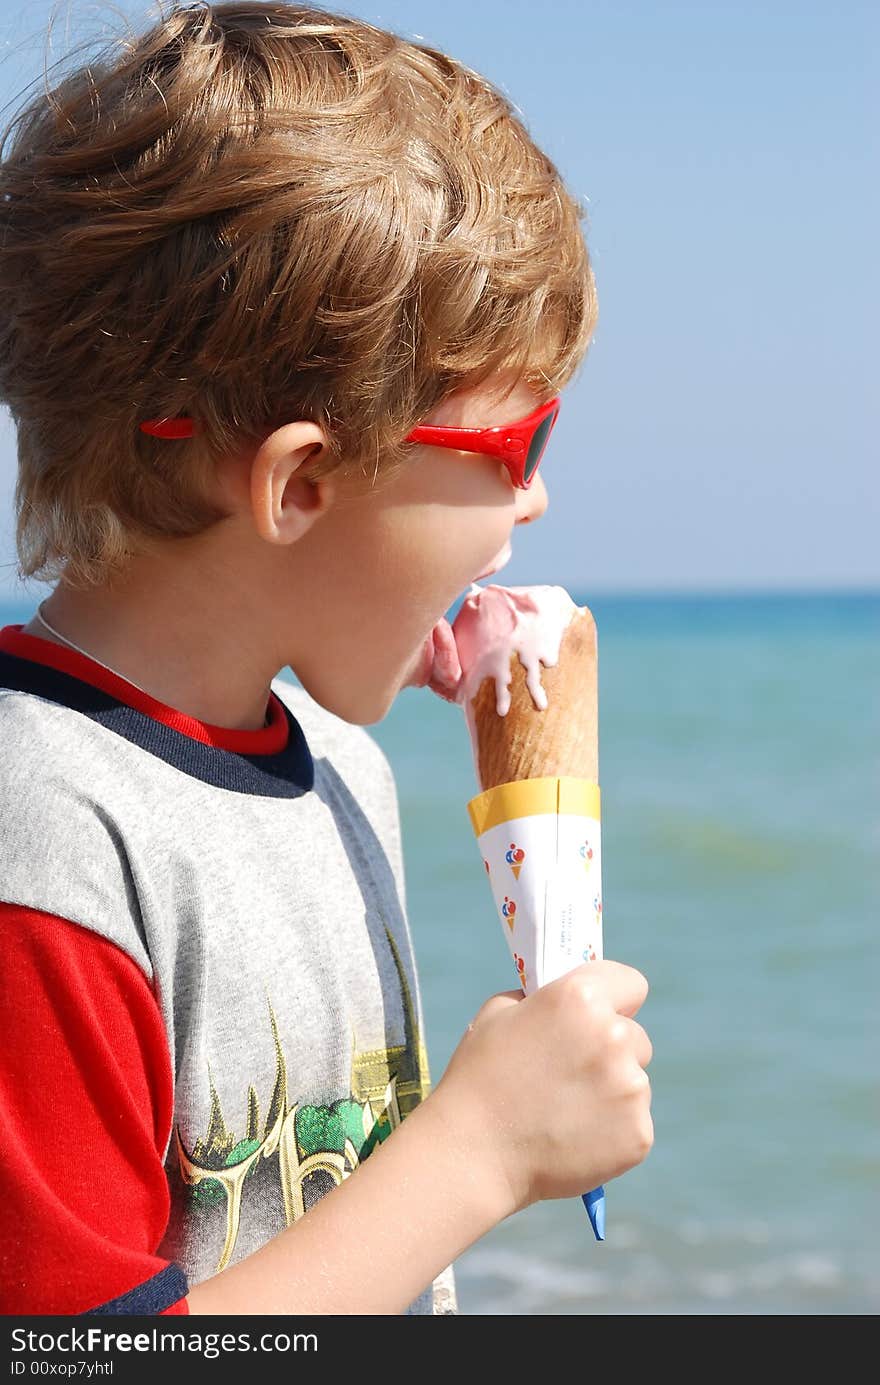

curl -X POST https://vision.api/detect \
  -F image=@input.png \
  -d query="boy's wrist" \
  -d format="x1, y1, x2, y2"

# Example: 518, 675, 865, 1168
417, 1077, 520, 1229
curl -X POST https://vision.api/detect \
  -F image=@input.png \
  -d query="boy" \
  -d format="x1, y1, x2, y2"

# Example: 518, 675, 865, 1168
0, 2, 653, 1315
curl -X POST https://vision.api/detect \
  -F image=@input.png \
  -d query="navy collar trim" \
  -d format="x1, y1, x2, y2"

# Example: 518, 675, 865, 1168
0, 643, 314, 800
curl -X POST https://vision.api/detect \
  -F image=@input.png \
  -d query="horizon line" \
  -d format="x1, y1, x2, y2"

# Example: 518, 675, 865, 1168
568, 584, 880, 600
1, 582, 878, 611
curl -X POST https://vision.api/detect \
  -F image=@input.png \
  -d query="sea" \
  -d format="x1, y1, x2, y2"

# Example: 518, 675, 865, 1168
1, 588, 877, 1315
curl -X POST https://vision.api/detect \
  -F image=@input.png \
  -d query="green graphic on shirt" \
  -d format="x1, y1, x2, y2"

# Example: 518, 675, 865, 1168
175, 922, 428, 1271
188, 1093, 392, 1213
296, 1097, 391, 1161
190, 1139, 261, 1211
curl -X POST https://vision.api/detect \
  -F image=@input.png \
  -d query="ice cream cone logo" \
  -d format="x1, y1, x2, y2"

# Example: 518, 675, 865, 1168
501, 896, 517, 930
593, 894, 602, 924
582, 945, 597, 963
579, 839, 594, 873
513, 952, 527, 992
504, 842, 526, 880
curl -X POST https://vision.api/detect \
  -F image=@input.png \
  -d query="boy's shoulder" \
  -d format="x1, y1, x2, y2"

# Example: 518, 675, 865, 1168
0, 680, 88, 778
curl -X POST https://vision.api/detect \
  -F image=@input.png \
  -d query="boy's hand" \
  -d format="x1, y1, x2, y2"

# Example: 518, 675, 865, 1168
432, 959, 653, 1218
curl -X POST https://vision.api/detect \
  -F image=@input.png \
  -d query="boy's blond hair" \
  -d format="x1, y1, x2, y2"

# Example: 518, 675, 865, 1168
0, 1, 598, 590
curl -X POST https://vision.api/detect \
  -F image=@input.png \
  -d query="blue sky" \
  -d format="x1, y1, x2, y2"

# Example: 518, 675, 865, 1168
0, 0, 875, 599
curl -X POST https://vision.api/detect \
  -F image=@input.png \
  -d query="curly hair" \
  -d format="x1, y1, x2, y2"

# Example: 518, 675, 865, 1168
0, 2, 598, 589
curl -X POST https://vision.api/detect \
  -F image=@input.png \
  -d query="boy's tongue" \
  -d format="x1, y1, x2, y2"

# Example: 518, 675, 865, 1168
419, 617, 462, 701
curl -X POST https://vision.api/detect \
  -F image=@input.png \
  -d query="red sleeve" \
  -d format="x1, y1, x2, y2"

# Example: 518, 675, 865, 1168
0, 903, 189, 1315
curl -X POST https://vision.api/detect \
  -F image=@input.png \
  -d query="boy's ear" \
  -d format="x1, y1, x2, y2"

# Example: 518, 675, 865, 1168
248, 421, 335, 546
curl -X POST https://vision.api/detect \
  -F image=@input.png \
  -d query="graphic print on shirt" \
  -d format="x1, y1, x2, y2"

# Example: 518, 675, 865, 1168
174, 924, 429, 1273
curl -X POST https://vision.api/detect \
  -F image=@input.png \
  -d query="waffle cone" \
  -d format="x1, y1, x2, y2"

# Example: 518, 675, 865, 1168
470, 606, 598, 791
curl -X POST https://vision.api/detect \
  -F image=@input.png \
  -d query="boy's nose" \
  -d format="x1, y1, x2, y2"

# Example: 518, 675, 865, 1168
515, 472, 549, 525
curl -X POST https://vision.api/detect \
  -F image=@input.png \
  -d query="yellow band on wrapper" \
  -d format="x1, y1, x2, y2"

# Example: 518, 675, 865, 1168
467, 775, 601, 837
467, 775, 603, 994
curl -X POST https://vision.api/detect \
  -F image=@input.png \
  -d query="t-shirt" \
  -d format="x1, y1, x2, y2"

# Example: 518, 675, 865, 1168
0, 624, 457, 1315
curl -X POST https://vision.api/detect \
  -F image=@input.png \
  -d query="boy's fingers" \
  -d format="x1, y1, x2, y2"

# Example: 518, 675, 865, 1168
474, 963, 649, 1031
468, 989, 523, 1029
626, 1017, 653, 1069
563, 958, 649, 1018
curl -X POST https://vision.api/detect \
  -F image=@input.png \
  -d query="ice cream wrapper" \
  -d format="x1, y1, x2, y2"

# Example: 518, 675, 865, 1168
467, 776, 602, 996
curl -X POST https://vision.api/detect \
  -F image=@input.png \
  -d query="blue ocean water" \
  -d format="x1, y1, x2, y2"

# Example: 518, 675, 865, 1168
370, 590, 879, 1314
1, 589, 877, 1314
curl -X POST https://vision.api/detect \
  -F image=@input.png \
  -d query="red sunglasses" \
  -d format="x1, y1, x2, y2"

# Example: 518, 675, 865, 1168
403, 395, 560, 489
139, 394, 560, 490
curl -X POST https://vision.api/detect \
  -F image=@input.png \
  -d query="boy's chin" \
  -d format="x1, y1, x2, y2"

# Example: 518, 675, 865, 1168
295, 628, 460, 727
295, 669, 401, 727
325, 638, 429, 723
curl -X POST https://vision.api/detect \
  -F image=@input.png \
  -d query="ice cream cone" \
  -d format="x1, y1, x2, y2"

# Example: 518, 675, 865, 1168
460, 594, 603, 988
452, 585, 606, 1240
468, 606, 598, 792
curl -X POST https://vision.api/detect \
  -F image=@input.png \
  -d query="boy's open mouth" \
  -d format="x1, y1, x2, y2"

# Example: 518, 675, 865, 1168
471, 539, 512, 584
404, 542, 513, 701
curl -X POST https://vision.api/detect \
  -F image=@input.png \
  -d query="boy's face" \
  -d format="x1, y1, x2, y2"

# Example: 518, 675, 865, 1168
273, 370, 551, 725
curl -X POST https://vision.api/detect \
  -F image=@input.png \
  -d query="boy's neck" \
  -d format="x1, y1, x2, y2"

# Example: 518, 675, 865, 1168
20, 552, 282, 732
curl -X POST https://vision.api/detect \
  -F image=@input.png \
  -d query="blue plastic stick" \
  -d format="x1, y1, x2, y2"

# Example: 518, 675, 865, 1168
582, 1185, 605, 1241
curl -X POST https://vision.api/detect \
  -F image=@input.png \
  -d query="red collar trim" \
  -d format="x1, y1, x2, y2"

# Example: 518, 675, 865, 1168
0, 625, 289, 756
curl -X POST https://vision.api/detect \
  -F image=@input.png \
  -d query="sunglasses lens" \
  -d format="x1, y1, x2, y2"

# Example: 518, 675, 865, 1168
524, 409, 557, 483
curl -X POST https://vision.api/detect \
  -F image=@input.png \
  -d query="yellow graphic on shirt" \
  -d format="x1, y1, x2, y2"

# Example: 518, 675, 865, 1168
174, 923, 430, 1272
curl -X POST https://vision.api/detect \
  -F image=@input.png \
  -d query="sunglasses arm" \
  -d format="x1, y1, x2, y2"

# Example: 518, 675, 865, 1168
405, 424, 526, 464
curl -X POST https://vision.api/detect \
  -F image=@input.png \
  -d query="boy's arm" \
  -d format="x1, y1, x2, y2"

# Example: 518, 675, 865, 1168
2, 901, 504, 1317
3, 904, 650, 1317
195, 960, 655, 1315
187, 1080, 507, 1316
